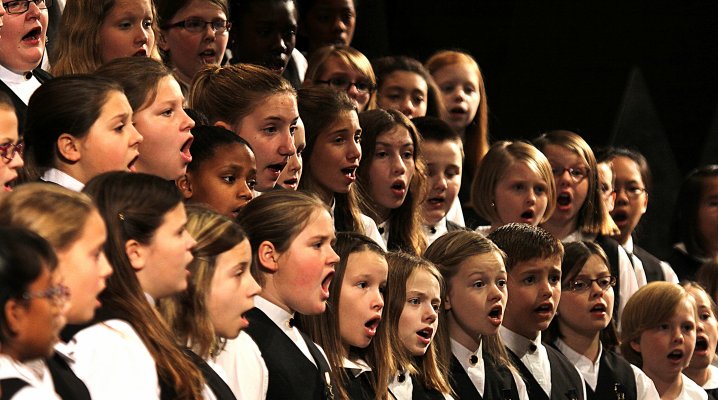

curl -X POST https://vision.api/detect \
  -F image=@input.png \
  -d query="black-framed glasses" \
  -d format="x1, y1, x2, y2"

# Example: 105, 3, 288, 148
0, 141, 23, 163
566, 276, 616, 292
316, 78, 376, 94
551, 166, 589, 182
22, 284, 70, 307
3, 0, 51, 15
162, 18, 231, 34
614, 185, 647, 199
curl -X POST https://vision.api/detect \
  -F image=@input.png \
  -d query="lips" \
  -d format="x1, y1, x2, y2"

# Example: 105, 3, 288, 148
557, 192, 572, 210
341, 166, 357, 183
364, 316, 381, 337
449, 106, 467, 117
127, 154, 140, 172
281, 177, 298, 189
416, 327, 434, 345
534, 302, 554, 318
519, 209, 535, 223
180, 138, 193, 163
589, 303, 607, 317
199, 48, 217, 63
390, 180, 407, 198
134, 48, 147, 57
695, 336, 709, 353
667, 349, 684, 363
3, 173, 17, 192
320, 271, 334, 300
267, 162, 288, 177
263, 56, 288, 73
488, 304, 503, 326
611, 210, 628, 225
22, 26, 42, 45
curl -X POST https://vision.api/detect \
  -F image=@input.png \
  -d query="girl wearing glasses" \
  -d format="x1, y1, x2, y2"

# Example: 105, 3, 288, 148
0, 227, 65, 400
51, 0, 159, 75
533, 130, 639, 325
0, 92, 23, 193
304, 45, 377, 112
471, 140, 556, 235
156, 0, 230, 96
603, 148, 678, 284
545, 241, 660, 400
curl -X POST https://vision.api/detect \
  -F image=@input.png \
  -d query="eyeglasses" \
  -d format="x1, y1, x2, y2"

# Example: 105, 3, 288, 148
22, 284, 70, 307
3, 0, 51, 15
614, 185, 647, 199
315, 78, 376, 94
551, 166, 589, 182
0, 141, 23, 163
566, 276, 616, 292
162, 18, 231, 34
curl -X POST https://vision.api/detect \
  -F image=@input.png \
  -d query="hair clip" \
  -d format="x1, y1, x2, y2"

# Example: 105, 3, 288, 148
118, 212, 125, 221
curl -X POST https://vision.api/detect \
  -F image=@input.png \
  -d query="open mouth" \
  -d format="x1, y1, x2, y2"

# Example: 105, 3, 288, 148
364, 316, 381, 336
3, 176, 17, 192
180, 138, 193, 163
534, 303, 553, 315
391, 181, 407, 196
488, 305, 503, 325
557, 193, 572, 207
282, 177, 298, 186
268, 162, 288, 174
22, 27, 42, 43
520, 210, 535, 220
341, 166, 357, 181
199, 48, 217, 62
611, 210, 628, 223
427, 196, 445, 205
134, 49, 147, 57
696, 336, 709, 352
667, 349, 684, 361
449, 106, 467, 116
416, 327, 433, 341
320, 271, 334, 299
264, 57, 287, 72
127, 155, 139, 172
590, 303, 607, 314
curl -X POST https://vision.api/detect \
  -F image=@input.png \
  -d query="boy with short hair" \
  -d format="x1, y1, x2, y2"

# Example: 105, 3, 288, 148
413, 116, 466, 245
488, 223, 586, 400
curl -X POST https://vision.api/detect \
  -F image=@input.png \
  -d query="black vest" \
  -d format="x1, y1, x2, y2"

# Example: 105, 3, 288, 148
668, 248, 703, 282
632, 244, 667, 282
508, 345, 584, 400
0, 378, 28, 400
705, 387, 718, 400
183, 349, 236, 400
585, 349, 637, 400
244, 308, 326, 400
411, 375, 446, 400
47, 351, 92, 400
0, 68, 52, 134
344, 369, 375, 400
449, 353, 520, 399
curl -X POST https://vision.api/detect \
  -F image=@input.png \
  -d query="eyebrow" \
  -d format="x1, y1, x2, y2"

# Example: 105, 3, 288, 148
376, 141, 414, 148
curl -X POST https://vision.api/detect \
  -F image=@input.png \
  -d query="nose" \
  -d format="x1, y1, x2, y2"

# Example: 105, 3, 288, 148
203, 23, 217, 41
26, 1, 41, 17
400, 96, 415, 117
8, 152, 23, 169
332, 15, 347, 34
433, 173, 447, 192
185, 230, 198, 250
237, 179, 254, 202
527, 189, 536, 205
372, 288, 384, 311
271, 32, 288, 53
135, 25, 149, 45
180, 109, 195, 132
129, 124, 143, 146
424, 303, 438, 323
346, 83, 360, 100
347, 138, 361, 162
488, 282, 504, 302
614, 187, 630, 205
327, 246, 340, 265
286, 153, 300, 173
98, 251, 113, 280
392, 155, 407, 175
248, 273, 262, 297
278, 130, 296, 158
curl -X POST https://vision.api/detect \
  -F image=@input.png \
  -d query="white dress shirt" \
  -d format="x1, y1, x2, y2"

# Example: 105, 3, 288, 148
681, 374, 709, 399
555, 339, 659, 399
329, 200, 386, 250
0, 64, 42, 105
0, 354, 60, 399
446, 195, 465, 227
704, 364, 718, 391
41, 168, 84, 192
215, 331, 268, 400
500, 327, 553, 396
424, 216, 450, 246
622, 236, 679, 284
388, 369, 413, 400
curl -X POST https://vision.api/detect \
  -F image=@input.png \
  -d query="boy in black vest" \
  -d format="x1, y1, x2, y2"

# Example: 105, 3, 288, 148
489, 223, 586, 400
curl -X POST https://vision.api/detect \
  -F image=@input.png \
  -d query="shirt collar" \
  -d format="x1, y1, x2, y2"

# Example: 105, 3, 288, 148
343, 357, 372, 378
424, 216, 449, 244
450, 338, 482, 368
41, 168, 85, 192
254, 295, 295, 332
555, 338, 601, 371
500, 326, 541, 357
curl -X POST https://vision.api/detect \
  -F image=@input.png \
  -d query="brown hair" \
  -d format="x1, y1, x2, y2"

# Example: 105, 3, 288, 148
159, 205, 247, 359
94, 57, 174, 113
189, 63, 296, 126
298, 232, 390, 400
472, 140, 556, 226
356, 108, 427, 255
672, 165, 718, 258
384, 252, 451, 395
51, 0, 161, 76
373, 55, 445, 118
488, 222, 564, 271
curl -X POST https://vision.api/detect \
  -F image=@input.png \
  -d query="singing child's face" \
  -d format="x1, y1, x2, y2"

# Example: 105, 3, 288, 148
276, 118, 305, 190
367, 125, 415, 221
133, 76, 195, 180
433, 63, 480, 133
230, 93, 298, 192
314, 56, 372, 111
207, 239, 260, 339
503, 256, 562, 340
99, 0, 155, 63
376, 71, 428, 119
301, 0, 356, 51
597, 161, 615, 213
398, 268, 441, 356
338, 250, 387, 351
493, 162, 549, 228
610, 156, 648, 241
55, 210, 112, 324
542, 144, 589, 231
273, 209, 338, 315
421, 139, 462, 226
557, 255, 614, 338
445, 251, 507, 349
631, 298, 696, 384
0, 108, 22, 192
308, 110, 361, 199
185, 142, 256, 219
75, 90, 143, 182
687, 286, 718, 369
133, 203, 196, 300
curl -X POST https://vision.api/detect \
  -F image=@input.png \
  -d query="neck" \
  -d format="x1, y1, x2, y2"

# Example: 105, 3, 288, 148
683, 365, 711, 386
541, 218, 576, 240
614, 231, 631, 246
649, 371, 683, 399
259, 283, 293, 314
558, 324, 601, 362
373, 206, 390, 224
448, 313, 480, 352
58, 164, 87, 185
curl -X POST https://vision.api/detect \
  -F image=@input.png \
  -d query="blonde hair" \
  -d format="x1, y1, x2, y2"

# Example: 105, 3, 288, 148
384, 252, 452, 395
533, 130, 619, 236
423, 230, 516, 377
189, 63, 296, 126
0, 183, 95, 251
425, 50, 489, 172
472, 140, 556, 225
620, 282, 696, 367
304, 45, 377, 111
159, 206, 248, 359
51, 0, 161, 76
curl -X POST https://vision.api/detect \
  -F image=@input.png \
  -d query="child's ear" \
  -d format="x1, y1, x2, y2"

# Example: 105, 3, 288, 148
257, 241, 280, 273
214, 121, 234, 132
176, 174, 193, 199
629, 338, 641, 354
157, 31, 170, 52
640, 191, 648, 215
4, 299, 23, 336
57, 133, 81, 162
125, 239, 147, 271
443, 293, 452, 311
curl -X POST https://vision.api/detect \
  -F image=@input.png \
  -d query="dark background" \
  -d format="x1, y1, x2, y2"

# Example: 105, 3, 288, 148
350, 0, 718, 259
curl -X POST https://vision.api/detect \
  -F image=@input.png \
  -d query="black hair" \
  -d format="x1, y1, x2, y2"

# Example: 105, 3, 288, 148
412, 116, 460, 143
186, 125, 253, 173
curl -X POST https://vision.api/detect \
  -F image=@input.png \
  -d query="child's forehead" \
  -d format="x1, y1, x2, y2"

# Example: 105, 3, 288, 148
510, 256, 561, 273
